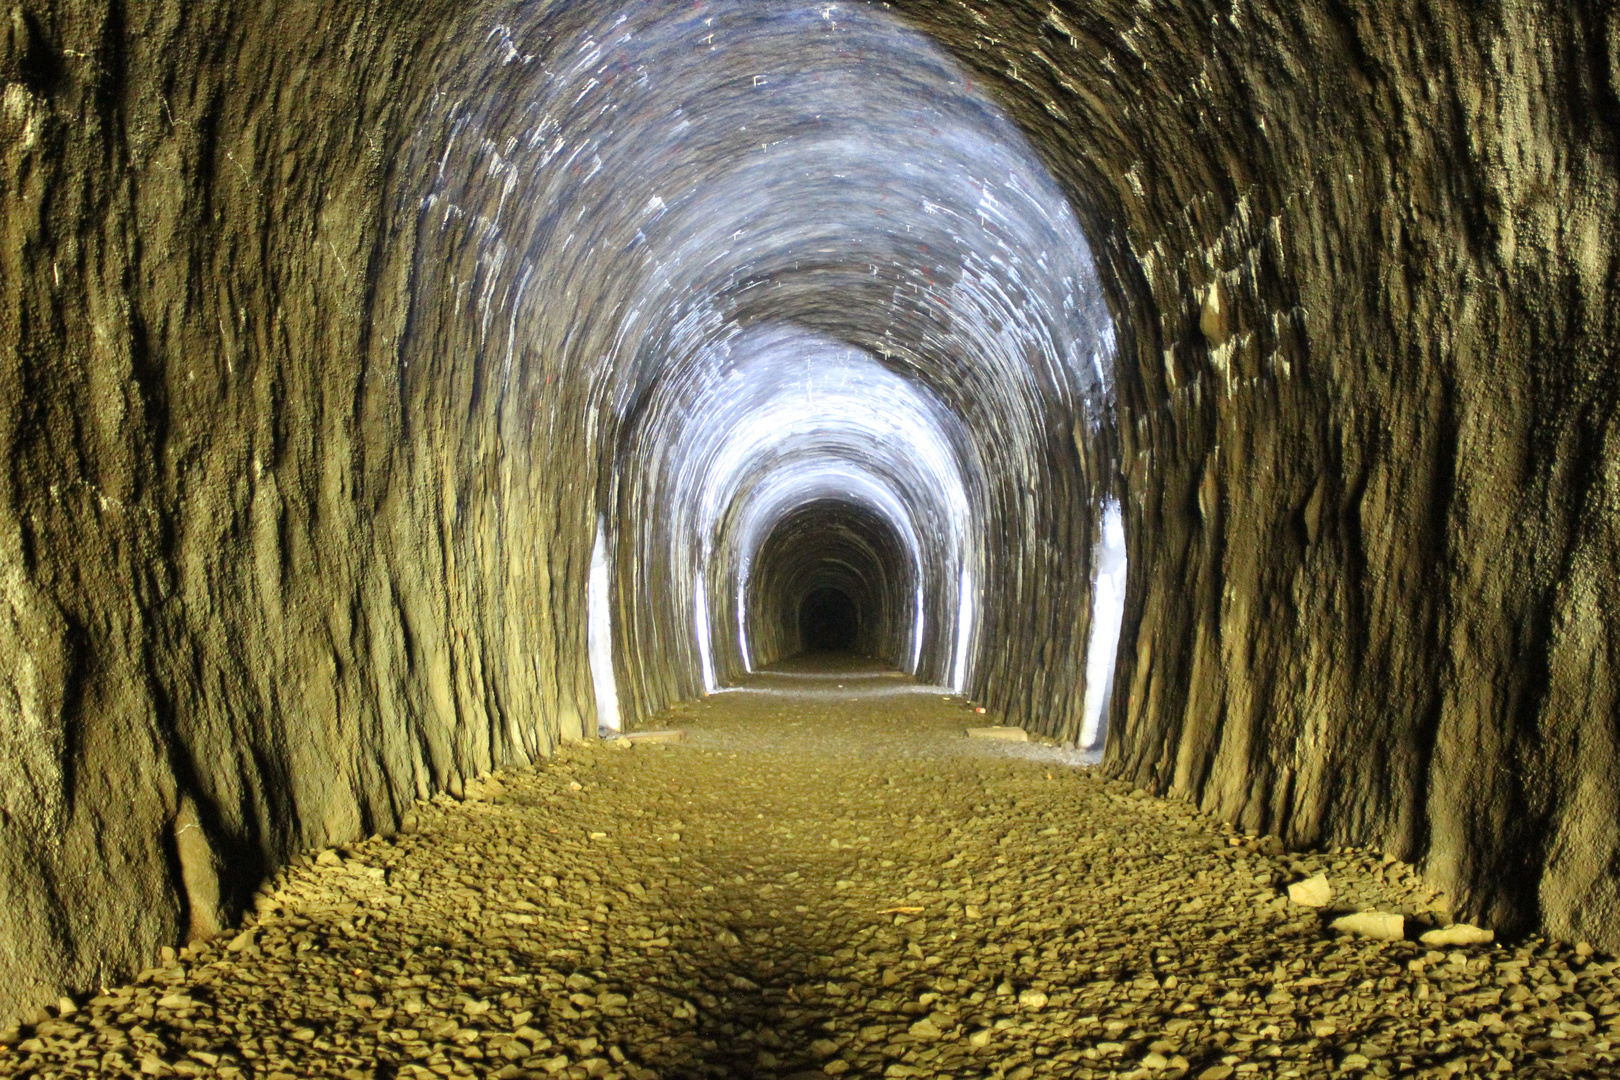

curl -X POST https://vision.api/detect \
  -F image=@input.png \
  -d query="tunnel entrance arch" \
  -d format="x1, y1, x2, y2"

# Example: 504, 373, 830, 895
744, 498, 918, 668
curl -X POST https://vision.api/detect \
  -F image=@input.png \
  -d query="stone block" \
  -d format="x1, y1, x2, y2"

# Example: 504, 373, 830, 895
623, 729, 685, 744
966, 726, 1029, 741
1419, 923, 1494, 947
1287, 873, 1333, 907
1330, 911, 1405, 941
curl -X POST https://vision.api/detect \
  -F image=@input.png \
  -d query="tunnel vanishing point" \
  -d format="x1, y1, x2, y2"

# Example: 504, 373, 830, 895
1, 0, 1618, 1027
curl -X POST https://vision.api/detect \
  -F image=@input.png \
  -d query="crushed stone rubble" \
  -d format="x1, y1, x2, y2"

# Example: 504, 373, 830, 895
1, 667, 1616, 1080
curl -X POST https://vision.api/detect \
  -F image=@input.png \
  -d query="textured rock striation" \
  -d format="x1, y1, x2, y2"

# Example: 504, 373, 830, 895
0, 0, 1617, 1023
895, 0, 1620, 948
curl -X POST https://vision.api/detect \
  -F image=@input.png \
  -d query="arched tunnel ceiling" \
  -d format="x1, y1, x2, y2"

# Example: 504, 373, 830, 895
620, 329, 977, 697
1, 0, 1618, 1023
399, 0, 1115, 721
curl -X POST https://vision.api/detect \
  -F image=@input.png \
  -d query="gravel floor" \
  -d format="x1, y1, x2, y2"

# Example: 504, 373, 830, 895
3, 661, 1617, 1079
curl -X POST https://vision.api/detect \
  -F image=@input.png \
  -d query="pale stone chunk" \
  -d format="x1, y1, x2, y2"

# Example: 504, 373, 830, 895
1287, 873, 1333, 907
461, 775, 507, 801
1017, 988, 1048, 1010
907, 1016, 943, 1039
1330, 911, 1406, 940
965, 726, 1028, 741
1420, 923, 1494, 946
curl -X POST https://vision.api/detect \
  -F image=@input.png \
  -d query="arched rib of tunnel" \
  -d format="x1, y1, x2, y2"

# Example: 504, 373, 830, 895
581, 6, 1111, 714
746, 499, 915, 666
1, 0, 1618, 1021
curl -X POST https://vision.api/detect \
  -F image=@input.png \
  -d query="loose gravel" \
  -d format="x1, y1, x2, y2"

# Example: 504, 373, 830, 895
2, 662, 1616, 1079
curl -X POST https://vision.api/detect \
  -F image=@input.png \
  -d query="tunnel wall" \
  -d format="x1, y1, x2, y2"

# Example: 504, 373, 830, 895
0, 0, 601, 1021
901, 0, 1620, 944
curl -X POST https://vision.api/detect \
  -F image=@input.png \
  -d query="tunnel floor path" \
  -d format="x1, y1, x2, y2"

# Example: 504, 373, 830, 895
4, 661, 1615, 1080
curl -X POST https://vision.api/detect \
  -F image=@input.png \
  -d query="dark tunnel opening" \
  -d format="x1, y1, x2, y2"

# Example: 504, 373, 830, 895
798, 587, 860, 655
744, 498, 919, 671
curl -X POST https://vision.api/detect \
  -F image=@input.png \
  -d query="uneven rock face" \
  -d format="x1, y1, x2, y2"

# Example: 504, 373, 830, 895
0, 0, 1617, 1026
897, 0, 1620, 947
0, 0, 597, 1019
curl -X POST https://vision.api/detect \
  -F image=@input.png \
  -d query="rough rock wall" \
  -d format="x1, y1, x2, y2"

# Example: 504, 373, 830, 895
902, 0, 1620, 946
0, 0, 598, 1022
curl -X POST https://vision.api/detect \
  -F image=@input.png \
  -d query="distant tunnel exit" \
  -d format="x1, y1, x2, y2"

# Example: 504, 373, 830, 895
799, 587, 860, 653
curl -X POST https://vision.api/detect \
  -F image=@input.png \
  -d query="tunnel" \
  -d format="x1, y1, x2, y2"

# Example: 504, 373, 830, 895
749, 499, 915, 665
2, 0, 1620, 1047
798, 589, 857, 655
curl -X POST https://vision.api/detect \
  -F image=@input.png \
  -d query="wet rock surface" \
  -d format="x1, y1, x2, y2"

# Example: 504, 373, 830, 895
4, 665, 1615, 1080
